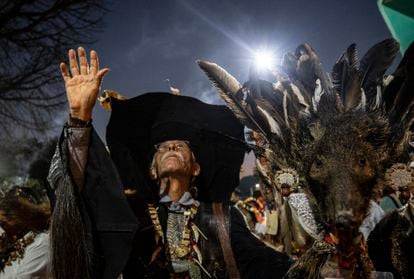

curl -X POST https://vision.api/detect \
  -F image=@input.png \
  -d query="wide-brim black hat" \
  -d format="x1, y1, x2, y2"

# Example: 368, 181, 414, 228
106, 92, 247, 203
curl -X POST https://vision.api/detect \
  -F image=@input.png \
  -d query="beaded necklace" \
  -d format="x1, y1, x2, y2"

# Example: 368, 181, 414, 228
0, 231, 38, 271
236, 197, 265, 215
148, 203, 211, 278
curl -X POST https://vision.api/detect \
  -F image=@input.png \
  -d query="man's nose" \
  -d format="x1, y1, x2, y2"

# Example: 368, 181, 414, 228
167, 144, 177, 151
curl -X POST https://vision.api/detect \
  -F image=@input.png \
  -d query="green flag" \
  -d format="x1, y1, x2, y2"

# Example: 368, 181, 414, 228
378, 0, 414, 53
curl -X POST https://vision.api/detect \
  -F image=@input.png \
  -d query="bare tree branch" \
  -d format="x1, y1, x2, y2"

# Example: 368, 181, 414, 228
0, 0, 108, 137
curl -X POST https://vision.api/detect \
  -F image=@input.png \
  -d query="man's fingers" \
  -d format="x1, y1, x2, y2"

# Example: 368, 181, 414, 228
90, 50, 98, 75
78, 47, 89, 75
60, 63, 70, 81
68, 49, 79, 76
95, 50, 100, 72
96, 68, 110, 81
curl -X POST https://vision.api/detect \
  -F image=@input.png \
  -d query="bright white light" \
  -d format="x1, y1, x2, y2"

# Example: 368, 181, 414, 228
254, 50, 274, 70
255, 183, 260, 189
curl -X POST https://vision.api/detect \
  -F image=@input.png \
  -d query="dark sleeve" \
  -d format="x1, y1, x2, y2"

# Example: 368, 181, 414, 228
66, 126, 91, 190
230, 206, 292, 279
48, 125, 139, 279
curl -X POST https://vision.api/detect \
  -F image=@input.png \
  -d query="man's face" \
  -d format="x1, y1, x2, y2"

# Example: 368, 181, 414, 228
400, 189, 411, 201
152, 140, 200, 179
281, 185, 291, 197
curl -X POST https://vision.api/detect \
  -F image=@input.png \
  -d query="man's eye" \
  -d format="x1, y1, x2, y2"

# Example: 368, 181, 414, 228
156, 145, 167, 151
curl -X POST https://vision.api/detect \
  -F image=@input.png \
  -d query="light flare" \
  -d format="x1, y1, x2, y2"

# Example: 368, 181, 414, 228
254, 49, 275, 70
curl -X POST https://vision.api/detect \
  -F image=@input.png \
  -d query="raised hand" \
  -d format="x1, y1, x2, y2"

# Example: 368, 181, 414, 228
60, 47, 110, 121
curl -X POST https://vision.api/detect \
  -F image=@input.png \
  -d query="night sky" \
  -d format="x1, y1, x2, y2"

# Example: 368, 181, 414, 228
79, 0, 394, 175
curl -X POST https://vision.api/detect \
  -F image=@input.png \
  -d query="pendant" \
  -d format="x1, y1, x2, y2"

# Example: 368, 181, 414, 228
174, 244, 189, 258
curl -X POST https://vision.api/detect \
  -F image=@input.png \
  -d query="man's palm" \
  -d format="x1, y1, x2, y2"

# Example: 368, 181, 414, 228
66, 75, 100, 110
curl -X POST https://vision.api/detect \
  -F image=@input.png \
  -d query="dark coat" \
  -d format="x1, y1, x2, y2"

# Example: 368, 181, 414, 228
49, 128, 138, 279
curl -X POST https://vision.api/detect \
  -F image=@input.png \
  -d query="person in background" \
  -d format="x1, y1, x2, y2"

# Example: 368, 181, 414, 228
380, 163, 411, 213
380, 185, 402, 213
0, 186, 51, 278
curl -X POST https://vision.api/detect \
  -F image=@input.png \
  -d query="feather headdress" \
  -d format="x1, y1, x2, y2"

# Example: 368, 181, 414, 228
200, 38, 414, 278
198, 39, 411, 181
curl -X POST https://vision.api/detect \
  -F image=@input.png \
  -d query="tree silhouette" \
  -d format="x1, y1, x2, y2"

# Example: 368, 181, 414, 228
0, 0, 108, 136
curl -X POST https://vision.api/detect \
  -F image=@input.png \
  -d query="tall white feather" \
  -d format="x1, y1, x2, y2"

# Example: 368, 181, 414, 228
290, 83, 310, 116
312, 79, 324, 112
283, 90, 290, 128
373, 85, 382, 109
356, 88, 366, 111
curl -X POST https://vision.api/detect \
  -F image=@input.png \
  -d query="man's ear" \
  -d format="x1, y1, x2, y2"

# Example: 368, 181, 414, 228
192, 162, 201, 177
149, 168, 158, 180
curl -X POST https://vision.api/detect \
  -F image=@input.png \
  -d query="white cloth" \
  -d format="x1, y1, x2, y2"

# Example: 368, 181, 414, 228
159, 191, 199, 213
0, 232, 51, 279
359, 200, 385, 240
254, 222, 267, 235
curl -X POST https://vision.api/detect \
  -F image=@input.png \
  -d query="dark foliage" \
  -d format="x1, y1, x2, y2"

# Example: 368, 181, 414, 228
0, 0, 108, 136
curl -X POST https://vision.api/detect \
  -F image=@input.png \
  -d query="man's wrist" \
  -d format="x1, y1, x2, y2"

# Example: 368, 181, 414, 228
69, 108, 92, 122
68, 114, 92, 128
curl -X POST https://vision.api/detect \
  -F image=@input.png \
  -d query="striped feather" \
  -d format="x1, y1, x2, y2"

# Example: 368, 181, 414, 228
197, 60, 270, 141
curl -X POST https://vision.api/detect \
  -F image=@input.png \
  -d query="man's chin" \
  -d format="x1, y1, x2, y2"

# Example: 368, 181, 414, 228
159, 171, 180, 178
158, 168, 189, 178
158, 161, 182, 172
